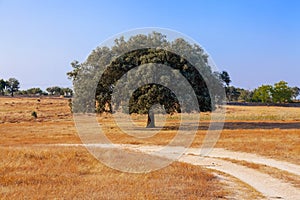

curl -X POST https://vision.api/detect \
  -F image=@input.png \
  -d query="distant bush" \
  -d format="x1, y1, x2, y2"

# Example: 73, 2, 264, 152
31, 111, 38, 118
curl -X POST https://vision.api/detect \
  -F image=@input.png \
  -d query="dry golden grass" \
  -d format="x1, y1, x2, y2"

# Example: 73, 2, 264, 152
224, 105, 300, 121
0, 146, 226, 199
214, 129, 300, 164
0, 97, 71, 123
0, 97, 228, 199
1, 97, 300, 198
1, 97, 299, 163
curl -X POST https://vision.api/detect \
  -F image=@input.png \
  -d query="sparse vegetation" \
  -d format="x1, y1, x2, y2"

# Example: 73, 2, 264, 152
5, 78, 20, 97
31, 111, 37, 118
0, 146, 226, 199
0, 96, 299, 198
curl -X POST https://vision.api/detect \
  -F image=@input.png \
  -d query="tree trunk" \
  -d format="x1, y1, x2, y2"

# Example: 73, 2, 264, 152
146, 111, 155, 128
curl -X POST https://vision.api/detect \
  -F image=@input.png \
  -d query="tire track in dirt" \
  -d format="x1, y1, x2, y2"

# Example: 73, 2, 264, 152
190, 148, 300, 176
124, 145, 300, 200
179, 155, 300, 200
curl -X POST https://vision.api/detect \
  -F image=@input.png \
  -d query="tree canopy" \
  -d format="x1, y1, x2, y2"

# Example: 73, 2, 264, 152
6, 78, 20, 97
68, 32, 224, 116
252, 81, 294, 103
272, 81, 293, 103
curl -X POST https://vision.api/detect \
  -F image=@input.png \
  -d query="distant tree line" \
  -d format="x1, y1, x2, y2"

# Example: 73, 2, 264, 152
1, 72, 298, 104
252, 81, 299, 103
0, 77, 73, 97
215, 72, 299, 103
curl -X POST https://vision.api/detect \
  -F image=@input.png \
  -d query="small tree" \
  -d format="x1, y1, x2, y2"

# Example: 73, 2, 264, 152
219, 71, 231, 87
6, 78, 20, 97
252, 85, 273, 103
46, 86, 62, 95
292, 87, 300, 100
26, 88, 43, 95
218, 71, 231, 101
227, 86, 240, 101
272, 81, 293, 103
61, 87, 73, 96
0, 79, 6, 96
238, 89, 253, 102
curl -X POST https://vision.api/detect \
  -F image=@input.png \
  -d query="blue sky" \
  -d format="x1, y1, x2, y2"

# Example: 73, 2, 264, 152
0, 0, 299, 90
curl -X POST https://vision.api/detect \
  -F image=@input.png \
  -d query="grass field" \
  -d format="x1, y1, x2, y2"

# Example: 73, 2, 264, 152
0, 97, 299, 199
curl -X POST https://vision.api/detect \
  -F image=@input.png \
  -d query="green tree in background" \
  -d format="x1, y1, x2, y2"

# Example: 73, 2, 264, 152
238, 88, 253, 102
292, 86, 300, 100
227, 86, 240, 101
62, 88, 73, 96
6, 78, 20, 97
219, 71, 231, 87
46, 86, 62, 95
46, 86, 73, 96
272, 81, 293, 103
26, 87, 43, 95
0, 79, 6, 95
216, 71, 231, 101
252, 85, 273, 103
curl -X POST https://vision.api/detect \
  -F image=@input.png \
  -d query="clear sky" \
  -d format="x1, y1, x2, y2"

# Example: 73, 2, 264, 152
0, 0, 299, 90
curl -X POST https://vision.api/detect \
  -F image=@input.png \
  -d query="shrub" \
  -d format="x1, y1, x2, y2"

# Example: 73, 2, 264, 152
31, 111, 38, 119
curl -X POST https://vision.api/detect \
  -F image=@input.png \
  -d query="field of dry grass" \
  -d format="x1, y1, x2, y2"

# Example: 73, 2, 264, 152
0, 97, 299, 198
0, 97, 228, 199
0, 146, 226, 199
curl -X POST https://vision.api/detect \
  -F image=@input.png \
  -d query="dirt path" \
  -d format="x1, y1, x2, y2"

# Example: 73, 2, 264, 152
122, 145, 300, 200
123, 145, 299, 175
180, 155, 300, 200
43, 144, 300, 199
193, 148, 300, 176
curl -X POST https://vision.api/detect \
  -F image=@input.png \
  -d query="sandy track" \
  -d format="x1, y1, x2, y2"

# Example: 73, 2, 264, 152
47, 144, 300, 199
193, 148, 300, 176
121, 144, 300, 199
180, 155, 300, 200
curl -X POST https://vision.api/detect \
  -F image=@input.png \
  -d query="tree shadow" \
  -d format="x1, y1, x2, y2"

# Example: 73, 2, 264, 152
163, 121, 300, 130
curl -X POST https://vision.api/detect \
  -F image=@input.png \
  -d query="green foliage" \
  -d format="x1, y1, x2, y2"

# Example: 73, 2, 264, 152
215, 71, 231, 101
46, 86, 62, 95
237, 88, 253, 102
62, 88, 73, 96
68, 32, 223, 114
31, 111, 37, 118
272, 81, 293, 103
6, 78, 20, 97
129, 84, 180, 114
219, 71, 231, 87
46, 86, 73, 96
226, 86, 241, 102
252, 85, 273, 103
291, 87, 300, 100
0, 79, 6, 95
26, 88, 43, 95
252, 81, 294, 103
